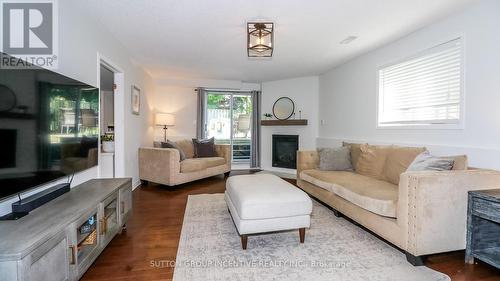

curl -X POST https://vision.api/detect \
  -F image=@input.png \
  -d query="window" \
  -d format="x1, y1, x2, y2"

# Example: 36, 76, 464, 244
378, 38, 463, 128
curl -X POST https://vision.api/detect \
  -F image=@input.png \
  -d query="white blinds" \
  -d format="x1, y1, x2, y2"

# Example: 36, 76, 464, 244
378, 38, 462, 126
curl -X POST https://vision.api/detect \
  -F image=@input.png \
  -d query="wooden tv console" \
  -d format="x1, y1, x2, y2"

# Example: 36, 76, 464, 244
0, 178, 132, 281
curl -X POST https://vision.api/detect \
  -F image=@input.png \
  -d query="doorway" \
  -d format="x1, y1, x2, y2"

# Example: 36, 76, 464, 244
97, 54, 124, 178
99, 65, 115, 177
205, 91, 253, 168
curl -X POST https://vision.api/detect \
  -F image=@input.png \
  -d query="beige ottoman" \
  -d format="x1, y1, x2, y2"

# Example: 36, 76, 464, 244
225, 173, 313, 249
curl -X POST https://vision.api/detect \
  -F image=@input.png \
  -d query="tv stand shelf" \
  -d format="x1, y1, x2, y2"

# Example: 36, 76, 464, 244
0, 178, 132, 281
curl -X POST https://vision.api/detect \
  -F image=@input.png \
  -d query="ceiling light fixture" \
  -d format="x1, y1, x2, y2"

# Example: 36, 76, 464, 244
339, 36, 358, 45
247, 22, 274, 57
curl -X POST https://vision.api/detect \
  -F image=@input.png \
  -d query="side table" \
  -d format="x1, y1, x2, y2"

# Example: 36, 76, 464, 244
465, 189, 500, 269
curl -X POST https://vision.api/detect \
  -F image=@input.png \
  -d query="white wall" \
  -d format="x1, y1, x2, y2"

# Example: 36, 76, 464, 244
318, 0, 500, 169
0, 0, 154, 216
261, 76, 319, 173
150, 78, 260, 142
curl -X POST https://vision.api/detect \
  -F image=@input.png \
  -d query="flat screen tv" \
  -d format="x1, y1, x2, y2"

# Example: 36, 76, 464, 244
0, 53, 99, 200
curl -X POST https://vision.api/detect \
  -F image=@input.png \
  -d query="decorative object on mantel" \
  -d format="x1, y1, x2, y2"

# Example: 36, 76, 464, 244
101, 134, 115, 153
263, 113, 273, 120
156, 113, 175, 142
131, 85, 141, 115
261, 119, 307, 126
15, 105, 28, 114
465, 189, 500, 269
272, 97, 295, 120
247, 22, 274, 57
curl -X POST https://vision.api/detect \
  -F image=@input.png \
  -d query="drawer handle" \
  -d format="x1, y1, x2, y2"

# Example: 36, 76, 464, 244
121, 201, 125, 214
99, 219, 105, 235
69, 245, 77, 265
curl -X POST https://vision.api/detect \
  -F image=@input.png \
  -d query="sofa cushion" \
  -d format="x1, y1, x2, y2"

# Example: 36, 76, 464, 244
175, 139, 195, 158
342, 142, 364, 170
300, 169, 398, 218
202, 157, 226, 168
356, 144, 390, 180
180, 157, 226, 173
383, 146, 427, 185
180, 158, 206, 173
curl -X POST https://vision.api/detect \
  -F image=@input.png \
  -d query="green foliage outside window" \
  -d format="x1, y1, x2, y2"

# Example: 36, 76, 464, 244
206, 93, 252, 114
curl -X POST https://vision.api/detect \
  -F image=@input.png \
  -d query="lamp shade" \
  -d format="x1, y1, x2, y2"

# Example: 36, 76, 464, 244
156, 113, 175, 126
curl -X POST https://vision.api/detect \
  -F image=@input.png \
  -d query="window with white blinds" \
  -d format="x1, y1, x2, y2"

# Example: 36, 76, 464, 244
378, 38, 463, 127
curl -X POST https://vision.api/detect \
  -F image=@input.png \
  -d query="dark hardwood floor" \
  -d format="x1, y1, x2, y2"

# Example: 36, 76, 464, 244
82, 171, 500, 281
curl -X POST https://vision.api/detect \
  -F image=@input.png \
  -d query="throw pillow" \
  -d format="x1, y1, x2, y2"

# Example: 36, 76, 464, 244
356, 144, 390, 180
383, 146, 427, 185
160, 140, 187, 161
318, 147, 353, 171
192, 137, 217, 158
342, 142, 365, 171
407, 151, 454, 171
448, 155, 468, 170
175, 139, 195, 158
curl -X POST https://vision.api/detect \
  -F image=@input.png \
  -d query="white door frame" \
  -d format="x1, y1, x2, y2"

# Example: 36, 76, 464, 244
97, 53, 125, 178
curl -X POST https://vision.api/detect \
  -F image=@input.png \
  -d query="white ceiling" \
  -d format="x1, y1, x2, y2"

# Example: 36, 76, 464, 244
78, 0, 475, 82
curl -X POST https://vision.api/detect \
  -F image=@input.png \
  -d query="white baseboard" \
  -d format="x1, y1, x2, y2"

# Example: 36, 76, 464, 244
132, 179, 142, 190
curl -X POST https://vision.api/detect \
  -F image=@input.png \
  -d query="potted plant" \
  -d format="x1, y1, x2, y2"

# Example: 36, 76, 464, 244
101, 134, 115, 153
264, 113, 273, 120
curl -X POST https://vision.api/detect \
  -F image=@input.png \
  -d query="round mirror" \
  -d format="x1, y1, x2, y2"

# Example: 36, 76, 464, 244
272, 97, 295, 120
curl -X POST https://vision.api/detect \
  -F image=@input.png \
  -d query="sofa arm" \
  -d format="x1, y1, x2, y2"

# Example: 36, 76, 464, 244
215, 144, 231, 167
87, 147, 98, 168
297, 150, 319, 180
138, 147, 180, 185
398, 169, 500, 256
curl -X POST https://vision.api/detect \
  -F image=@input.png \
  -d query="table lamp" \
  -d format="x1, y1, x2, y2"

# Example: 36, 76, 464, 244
156, 113, 175, 142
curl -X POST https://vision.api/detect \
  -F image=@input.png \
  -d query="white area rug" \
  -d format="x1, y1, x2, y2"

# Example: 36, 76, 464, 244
173, 194, 449, 281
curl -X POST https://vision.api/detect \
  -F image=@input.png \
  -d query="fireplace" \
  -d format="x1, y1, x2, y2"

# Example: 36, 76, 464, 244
272, 134, 299, 169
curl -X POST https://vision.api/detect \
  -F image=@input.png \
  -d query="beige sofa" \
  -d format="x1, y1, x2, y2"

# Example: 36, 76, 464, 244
139, 140, 231, 186
297, 143, 500, 265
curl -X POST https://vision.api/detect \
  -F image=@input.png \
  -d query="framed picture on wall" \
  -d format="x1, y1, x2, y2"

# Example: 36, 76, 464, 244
131, 85, 140, 115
